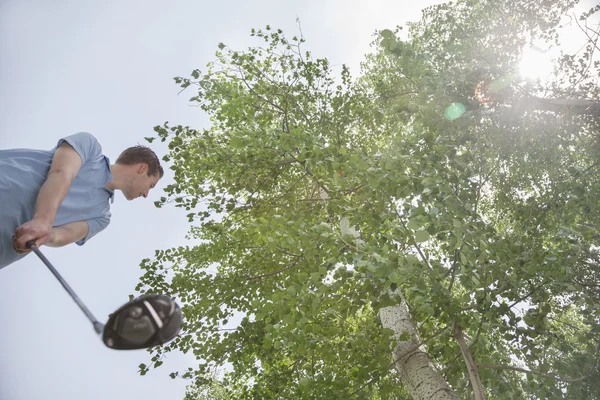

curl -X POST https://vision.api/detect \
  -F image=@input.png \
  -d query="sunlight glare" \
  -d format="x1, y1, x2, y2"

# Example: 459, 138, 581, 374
519, 46, 554, 80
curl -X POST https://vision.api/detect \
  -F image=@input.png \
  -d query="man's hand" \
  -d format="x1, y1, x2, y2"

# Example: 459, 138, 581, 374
13, 220, 89, 254
13, 218, 53, 254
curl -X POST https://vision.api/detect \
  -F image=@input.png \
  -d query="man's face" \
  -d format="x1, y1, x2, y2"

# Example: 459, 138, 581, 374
125, 163, 160, 201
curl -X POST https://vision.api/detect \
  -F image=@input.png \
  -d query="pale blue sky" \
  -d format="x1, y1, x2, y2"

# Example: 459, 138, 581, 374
0, 1, 444, 399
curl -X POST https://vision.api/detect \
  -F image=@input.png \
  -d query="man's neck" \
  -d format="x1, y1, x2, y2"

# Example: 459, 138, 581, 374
105, 164, 124, 191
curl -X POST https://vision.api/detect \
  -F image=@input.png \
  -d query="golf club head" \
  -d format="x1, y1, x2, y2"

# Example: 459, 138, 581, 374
102, 294, 183, 350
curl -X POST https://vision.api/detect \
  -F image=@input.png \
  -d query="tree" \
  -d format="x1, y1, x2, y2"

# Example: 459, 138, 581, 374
138, 2, 600, 398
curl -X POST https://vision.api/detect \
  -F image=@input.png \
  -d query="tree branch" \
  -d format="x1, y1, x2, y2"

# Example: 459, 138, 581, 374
290, 155, 332, 198
382, 189, 434, 271
477, 360, 597, 383
454, 325, 486, 400
507, 280, 549, 310
348, 325, 449, 398
469, 263, 488, 351
245, 256, 302, 281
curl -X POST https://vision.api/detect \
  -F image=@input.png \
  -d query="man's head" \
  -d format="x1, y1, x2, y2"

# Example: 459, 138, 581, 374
116, 145, 164, 178
115, 145, 164, 200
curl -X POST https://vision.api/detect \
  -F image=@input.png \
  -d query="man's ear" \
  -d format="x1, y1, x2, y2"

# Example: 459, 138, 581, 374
138, 163, 148, 174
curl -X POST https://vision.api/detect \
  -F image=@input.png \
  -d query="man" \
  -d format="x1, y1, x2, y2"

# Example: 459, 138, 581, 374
0, 131, 163, 269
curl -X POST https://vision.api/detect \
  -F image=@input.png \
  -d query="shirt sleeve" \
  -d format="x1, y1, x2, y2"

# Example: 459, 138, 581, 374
56, 132, 102, 165
76, 215, 111, 246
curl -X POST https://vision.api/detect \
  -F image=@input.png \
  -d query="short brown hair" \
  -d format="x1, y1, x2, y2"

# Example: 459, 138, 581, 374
116, 145, 164, 178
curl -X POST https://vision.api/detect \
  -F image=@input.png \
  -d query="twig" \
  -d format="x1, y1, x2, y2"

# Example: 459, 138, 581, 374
574, 13, 600, 53
443, 351, 464, 380
474, 165, 497, 215
446, 249, 459, 291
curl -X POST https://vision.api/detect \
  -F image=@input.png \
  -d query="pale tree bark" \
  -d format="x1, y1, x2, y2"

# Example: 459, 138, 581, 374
379, 298, 459, 400
454, 326, 486, 400
527, 97, 600, 116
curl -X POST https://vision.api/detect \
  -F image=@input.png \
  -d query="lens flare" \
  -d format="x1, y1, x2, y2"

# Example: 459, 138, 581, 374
444, 102, 466, 120
475, 81, 496, 104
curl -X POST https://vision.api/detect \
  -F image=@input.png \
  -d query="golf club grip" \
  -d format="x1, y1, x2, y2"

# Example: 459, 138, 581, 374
27, 240, 45, 259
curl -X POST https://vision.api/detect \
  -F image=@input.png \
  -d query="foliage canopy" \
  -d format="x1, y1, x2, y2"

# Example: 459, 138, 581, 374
139, 1, 600, 398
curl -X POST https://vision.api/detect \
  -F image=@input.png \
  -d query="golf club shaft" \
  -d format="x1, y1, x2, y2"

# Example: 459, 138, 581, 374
27, 241, 104, 334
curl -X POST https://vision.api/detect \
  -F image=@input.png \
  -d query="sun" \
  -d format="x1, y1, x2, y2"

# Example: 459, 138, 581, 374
518, 46, 554, 81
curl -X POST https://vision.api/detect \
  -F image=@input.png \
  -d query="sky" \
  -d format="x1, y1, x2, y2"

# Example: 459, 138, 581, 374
1, 1, 597, 399
0, 1, 446, 399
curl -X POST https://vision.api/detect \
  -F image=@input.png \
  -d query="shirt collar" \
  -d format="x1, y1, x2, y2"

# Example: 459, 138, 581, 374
103, 156, 115, 204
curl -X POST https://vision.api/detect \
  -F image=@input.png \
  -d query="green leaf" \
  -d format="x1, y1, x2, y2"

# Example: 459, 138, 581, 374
406, 254, 419, 265
415, 230, 430, 243
286, 285, 297, 296
340, 216, 360, 238
408, 219, 420, 230
380, 29, 394, 39
299, 377, 310, 387
138, 363, 148, 376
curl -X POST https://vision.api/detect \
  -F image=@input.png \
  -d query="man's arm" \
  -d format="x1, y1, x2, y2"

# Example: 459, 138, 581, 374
12, 220, 90, 254
46, 221, 89, 247
14, 142, 83, 251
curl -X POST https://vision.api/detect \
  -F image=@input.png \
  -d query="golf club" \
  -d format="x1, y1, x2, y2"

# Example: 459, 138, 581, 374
26, 240, 183, 350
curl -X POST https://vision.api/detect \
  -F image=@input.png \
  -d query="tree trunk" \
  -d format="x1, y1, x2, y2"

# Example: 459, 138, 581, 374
379, 299, 459, 400
526, 96, 600, 116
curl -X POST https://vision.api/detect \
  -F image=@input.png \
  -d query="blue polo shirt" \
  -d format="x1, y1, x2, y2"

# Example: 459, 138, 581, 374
0, 132, 114, 269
